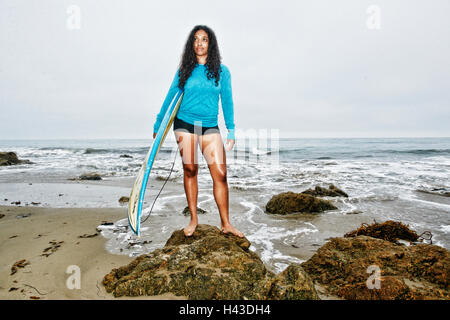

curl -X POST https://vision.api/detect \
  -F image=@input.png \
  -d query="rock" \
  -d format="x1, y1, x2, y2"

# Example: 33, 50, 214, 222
0, 152, 33, 166
265, 191, 337, 215
267, 264, 319, 300
103, 224, 319, 300
182, 206, 207, 216
0, 214, 4, 219
344, 220, 419, 243
120, 154, 133, 158
119, 196, 129, 204
301, 235, 450, 299
79, 172, 102, 180
301, 184, 348, 197
417, 188, 450, 197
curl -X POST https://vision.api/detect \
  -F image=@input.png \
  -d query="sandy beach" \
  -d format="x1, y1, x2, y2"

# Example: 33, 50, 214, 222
1, 137, 449, 300
0, 205, 185, 300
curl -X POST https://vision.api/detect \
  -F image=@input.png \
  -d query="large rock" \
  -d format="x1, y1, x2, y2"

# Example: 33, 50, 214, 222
103, 224, 319, 300
301, 235, 450, 299
0, 152, 33, 166
344, 220, 419, 243
266, 191, 337, 215
301, 184, 348, 197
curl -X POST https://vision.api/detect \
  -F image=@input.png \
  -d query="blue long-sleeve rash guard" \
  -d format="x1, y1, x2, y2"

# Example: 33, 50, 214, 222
153, 63, 235, 140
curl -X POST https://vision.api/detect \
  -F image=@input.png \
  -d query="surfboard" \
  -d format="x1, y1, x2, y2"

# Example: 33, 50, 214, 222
128, 89, 184, 236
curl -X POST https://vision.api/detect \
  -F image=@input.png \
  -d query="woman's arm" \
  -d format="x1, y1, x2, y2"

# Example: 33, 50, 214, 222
220, 65, 235, 141
153, 69, 180, 135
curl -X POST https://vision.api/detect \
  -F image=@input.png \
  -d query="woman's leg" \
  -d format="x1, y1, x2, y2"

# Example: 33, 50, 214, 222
174, 130, 199, 236
198, 132, 243, 237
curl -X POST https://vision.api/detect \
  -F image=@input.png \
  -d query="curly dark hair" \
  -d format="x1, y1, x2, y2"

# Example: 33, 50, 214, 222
177, 25, 222, 89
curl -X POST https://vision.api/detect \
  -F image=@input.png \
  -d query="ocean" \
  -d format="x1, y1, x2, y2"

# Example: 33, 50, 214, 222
1, 137, 449, 273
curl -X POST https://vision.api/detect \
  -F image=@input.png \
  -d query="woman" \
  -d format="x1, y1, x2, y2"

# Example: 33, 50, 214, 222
153, 25, 244, 238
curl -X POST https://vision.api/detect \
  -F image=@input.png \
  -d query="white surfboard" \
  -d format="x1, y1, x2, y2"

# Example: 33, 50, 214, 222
128, 89, 184, 236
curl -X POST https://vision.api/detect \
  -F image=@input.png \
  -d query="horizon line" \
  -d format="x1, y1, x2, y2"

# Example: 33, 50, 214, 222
1, 136, 449, 141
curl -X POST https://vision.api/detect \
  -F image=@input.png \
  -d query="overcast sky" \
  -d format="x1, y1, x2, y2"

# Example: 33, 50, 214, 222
1, 0, 449, 139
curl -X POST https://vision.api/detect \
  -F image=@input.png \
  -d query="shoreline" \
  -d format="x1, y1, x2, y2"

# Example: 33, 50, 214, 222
0, 205, 186, 300
0, 177, 176, 209
1, 177, 449, 274
1, 203, 448, 300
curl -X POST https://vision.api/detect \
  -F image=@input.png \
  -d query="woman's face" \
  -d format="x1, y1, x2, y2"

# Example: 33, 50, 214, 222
193, 29, 209, 57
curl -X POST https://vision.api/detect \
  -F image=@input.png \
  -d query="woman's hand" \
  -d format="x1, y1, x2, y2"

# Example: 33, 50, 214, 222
153, 132, 156, 139
225, 139, 235, 151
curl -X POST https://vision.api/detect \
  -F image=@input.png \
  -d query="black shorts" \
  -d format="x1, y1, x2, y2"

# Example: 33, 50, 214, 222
173, 116, 220, 135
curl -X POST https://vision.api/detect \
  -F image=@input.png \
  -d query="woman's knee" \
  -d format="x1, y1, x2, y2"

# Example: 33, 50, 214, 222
211, 165, 227, 183
183, 164, 198, 178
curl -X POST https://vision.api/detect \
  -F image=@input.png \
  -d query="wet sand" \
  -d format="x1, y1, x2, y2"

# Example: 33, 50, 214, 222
0, 205, 186, 300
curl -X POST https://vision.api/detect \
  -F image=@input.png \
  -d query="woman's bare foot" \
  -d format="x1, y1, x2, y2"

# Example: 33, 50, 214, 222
184, 221, 198, 237
221, 223, 244, 238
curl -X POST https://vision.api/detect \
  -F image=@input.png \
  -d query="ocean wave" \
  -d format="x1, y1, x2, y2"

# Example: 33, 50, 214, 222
439, 225, 450, 234
348, 194, 399, 203
38, 147, 78, 151
240, 201, 315, 273
416, 188, 450, 197
76, 164, 99, 169
158, 147, 178, 154
378, 149, 450, 156
230, 184, 265, 192
354, 155, 374, 158
36, 146, 146, 155
84, 148, 110, 154
234, 148, 273, 156
83, 147, 150, 155
278, 148, 304, 154
251, 148, 272, 155
401, 194, 450, 211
